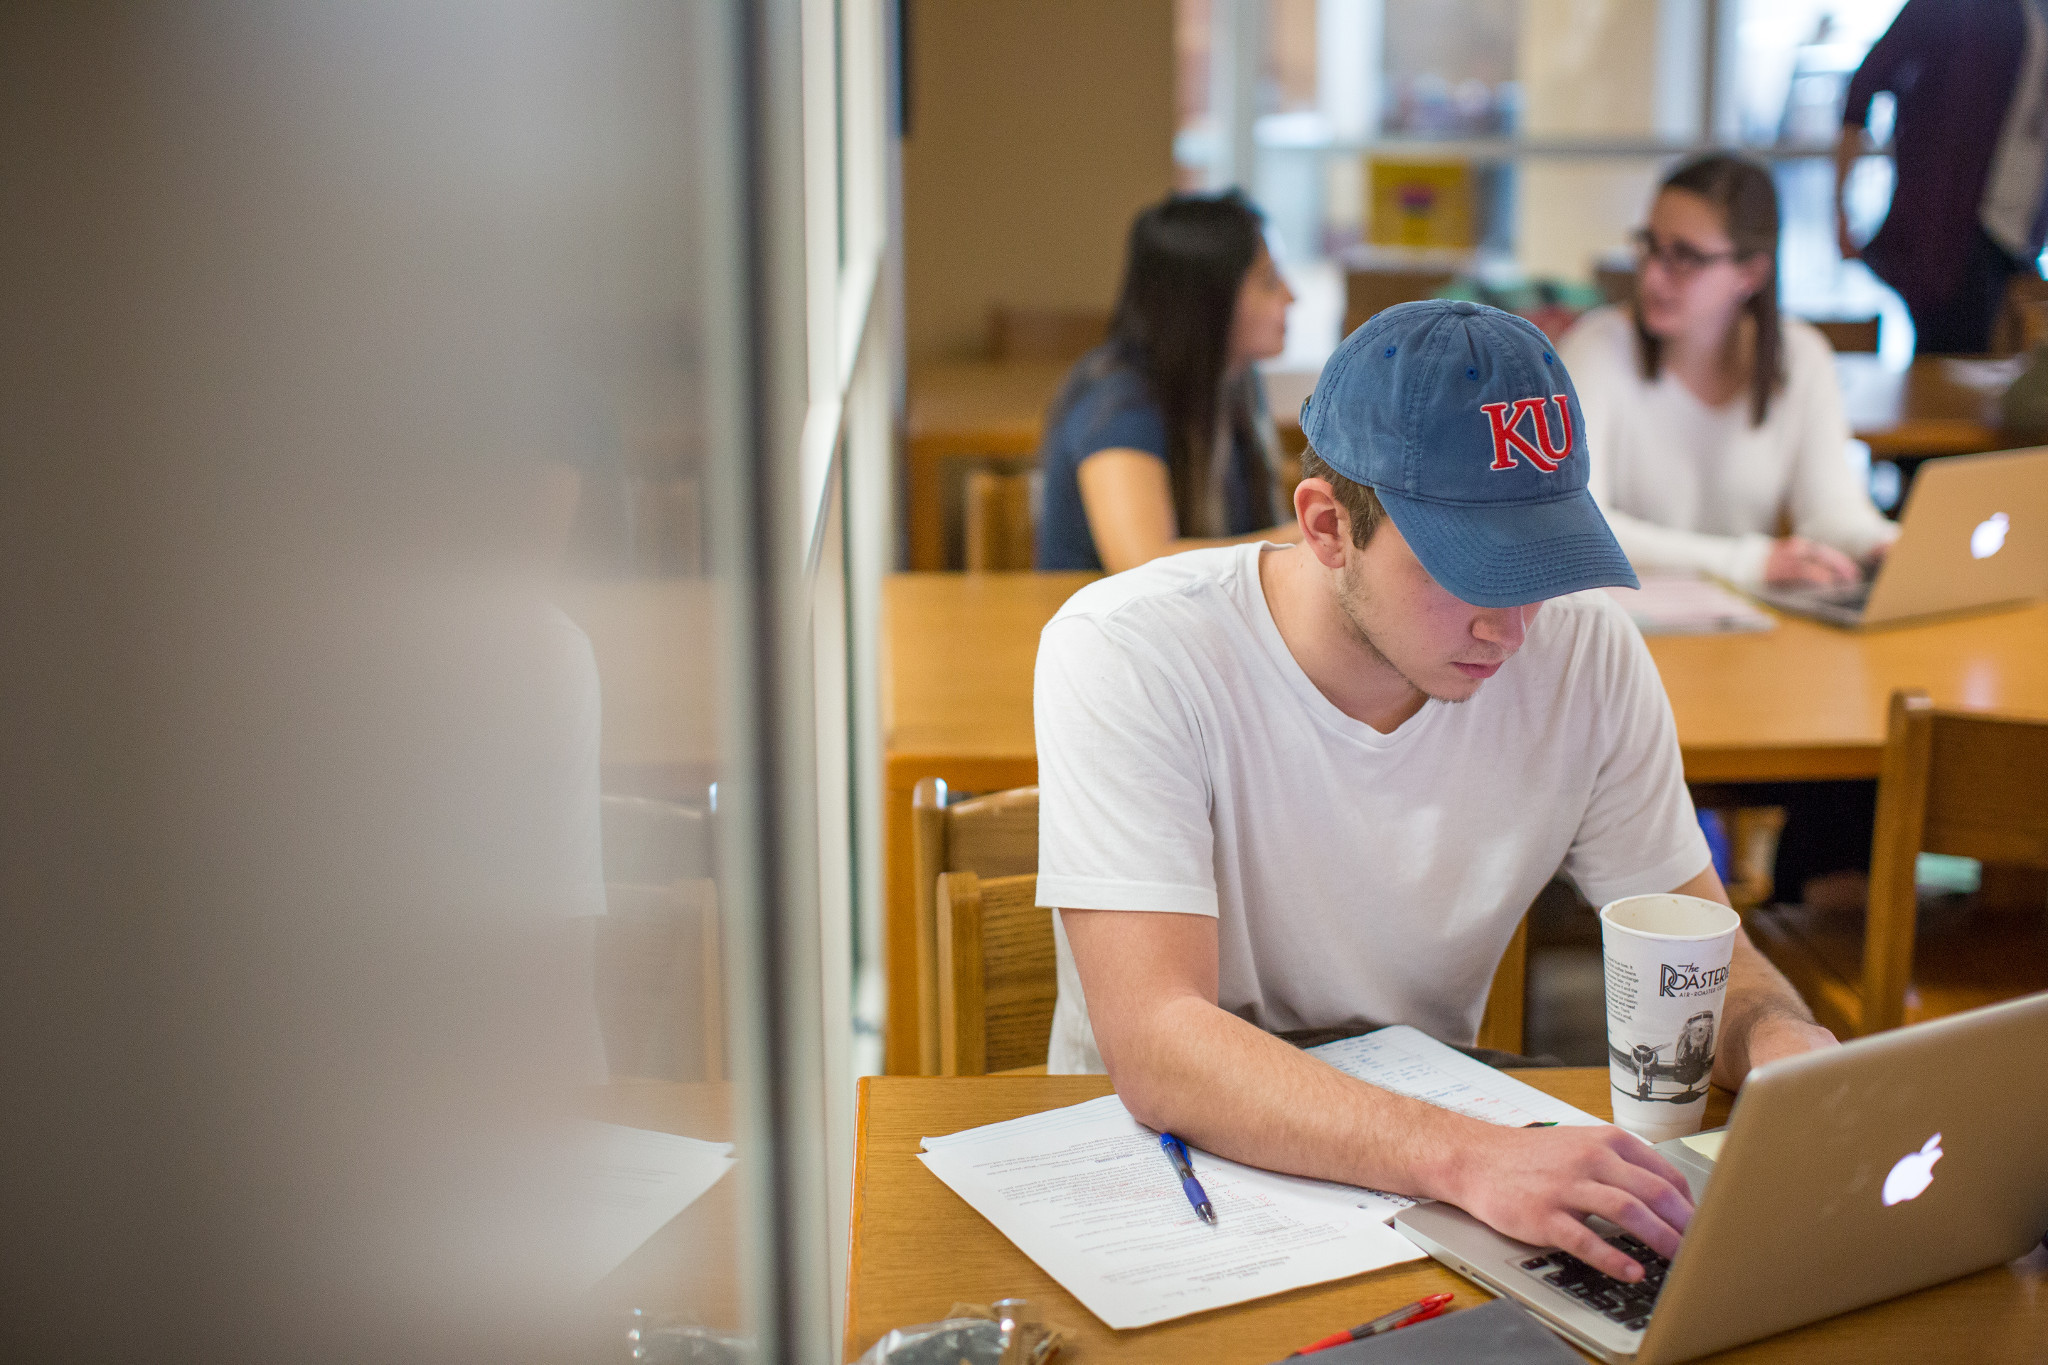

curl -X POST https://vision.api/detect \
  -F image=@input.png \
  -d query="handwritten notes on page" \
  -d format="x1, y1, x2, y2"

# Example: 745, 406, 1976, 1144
919, 1095, 1423, 1329
1304, 1026, 1605, 1129
918, 1026, 1608, 1329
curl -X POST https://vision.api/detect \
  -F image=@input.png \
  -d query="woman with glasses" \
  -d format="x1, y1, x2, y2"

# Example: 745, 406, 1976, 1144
1558, 153, 1898, 590
1035, 191, 1301, 574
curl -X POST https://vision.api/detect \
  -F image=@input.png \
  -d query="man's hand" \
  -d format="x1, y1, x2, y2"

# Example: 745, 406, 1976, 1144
1444, 1124, 1697, 1283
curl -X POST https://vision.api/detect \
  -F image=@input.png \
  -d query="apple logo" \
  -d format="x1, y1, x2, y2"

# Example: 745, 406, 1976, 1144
1882, 1132, 1944, 1207
1970, 512, 2009, 560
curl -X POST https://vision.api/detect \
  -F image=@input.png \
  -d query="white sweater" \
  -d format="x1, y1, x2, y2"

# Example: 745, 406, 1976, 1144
1560, 307, 1899, 587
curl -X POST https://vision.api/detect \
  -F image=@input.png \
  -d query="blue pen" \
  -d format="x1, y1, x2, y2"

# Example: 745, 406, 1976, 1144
1159, 1133, 1217, 1225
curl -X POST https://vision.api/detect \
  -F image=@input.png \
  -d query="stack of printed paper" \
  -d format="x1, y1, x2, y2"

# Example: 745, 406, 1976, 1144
1604, 575, 1775, 635
918, 1026, 1602, 1328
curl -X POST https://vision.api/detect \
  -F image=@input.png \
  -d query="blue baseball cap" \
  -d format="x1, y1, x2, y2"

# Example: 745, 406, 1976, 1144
1298, 299, 1638, 607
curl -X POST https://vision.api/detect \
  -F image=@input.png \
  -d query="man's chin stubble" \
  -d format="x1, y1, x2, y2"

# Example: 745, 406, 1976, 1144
1334, 582, 1475, 705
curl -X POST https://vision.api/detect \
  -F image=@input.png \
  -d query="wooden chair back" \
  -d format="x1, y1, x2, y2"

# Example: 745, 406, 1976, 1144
594, 881, 725, 1081
989, 305, 1110, 363
911, 780, 1040, 1073
933, 878, 1533, 1072
964, 468, 1035, 572
593, 794, 724, 1081
1476, 913, 1529, 1056
1343, 266, 1458, 337
1811, 317, 1881, 353
937, 872, 1058, 1075
601, 793, 712, 883
1858, 690, 2048, 1033
1990, 272, 2048, 354
1594, 264, 1636, 308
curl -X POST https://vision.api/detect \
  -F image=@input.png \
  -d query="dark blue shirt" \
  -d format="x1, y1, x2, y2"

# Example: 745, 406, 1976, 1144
1034, 351, 1272, 572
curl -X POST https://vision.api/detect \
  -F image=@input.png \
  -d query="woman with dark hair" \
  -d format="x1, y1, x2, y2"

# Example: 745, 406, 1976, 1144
1034, 191, 1302, 573
1559, 153, 1898, 590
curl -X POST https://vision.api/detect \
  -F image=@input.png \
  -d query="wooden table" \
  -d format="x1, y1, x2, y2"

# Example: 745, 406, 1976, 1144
905, 360, 1071, 572
879, 572, 2048, 1069
1836, 353, 2013, 460
905, 356, 2021, 570
845, 1071, 2048, 1362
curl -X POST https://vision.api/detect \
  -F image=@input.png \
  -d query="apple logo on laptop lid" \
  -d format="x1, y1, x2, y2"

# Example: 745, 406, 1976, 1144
1882, 1132, 1943, 1207
1971, 512, 2010, 560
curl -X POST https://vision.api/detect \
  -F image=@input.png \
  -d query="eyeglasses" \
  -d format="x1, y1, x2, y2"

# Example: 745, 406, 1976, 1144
1632, 227, 1744, 278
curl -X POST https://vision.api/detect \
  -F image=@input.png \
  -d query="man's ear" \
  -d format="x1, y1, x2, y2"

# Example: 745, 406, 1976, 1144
1293, 477, 1351, 569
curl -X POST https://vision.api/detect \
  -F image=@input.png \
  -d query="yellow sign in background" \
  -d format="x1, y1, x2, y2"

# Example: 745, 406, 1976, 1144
1368, 159, 1476, 250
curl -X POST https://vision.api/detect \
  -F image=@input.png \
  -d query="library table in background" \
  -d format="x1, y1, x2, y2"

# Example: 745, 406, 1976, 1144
1834, 353, 2011, 461
905, 356, 2016, 572
879, 572, 2048, 1070
845, 1072, 2048, 1363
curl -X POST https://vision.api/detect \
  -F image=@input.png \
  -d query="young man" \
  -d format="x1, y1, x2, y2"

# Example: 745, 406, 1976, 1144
1033, 300, 1836, 1285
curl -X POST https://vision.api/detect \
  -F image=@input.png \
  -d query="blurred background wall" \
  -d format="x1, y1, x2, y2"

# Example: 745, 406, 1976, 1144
901, 0, 1177, 363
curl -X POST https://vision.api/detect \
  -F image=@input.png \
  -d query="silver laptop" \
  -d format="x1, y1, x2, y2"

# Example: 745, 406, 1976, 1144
1396, 991, 2048, 1364
1753, 445, 2048, 627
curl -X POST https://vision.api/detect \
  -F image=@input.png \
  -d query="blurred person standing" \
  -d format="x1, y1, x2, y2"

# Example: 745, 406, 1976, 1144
1836, 0, 2048, 354
1561, 154, 1898, 592
1035, 191, 1303, 573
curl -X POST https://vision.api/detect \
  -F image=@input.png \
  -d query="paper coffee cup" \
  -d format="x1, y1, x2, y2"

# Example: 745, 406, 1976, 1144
1599, 893, 1741, 1143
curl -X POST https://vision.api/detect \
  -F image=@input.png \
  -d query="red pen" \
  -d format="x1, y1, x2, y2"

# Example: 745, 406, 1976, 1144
1286, 1292, 1454, 1355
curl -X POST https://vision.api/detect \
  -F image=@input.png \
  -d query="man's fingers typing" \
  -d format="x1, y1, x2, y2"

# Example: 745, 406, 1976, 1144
1455, 1125, 1704, 1283
1550, 1214, 1650, 1282
1597, 1155, 1693, 1240
1575, 1182, 1683, 1263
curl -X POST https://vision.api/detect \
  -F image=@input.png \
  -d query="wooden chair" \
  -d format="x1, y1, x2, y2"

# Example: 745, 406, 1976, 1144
937, 872, 1057, 1075
1594, 264, 1636, 308
963, 468, 1035, 571
600, 793, 711, 884
593, 794, 725, 1081
1809, 316, 1881, 353
1750, 690, 2048, 1038
932, 874, 1535, 1074
988, 305, 1110, 363
1342, 265, 1458, 337
593, 881, 725, 1081
1477, 914, 1530, 1056
911, 780, 1041, 1074
1990, 271, 2048, 355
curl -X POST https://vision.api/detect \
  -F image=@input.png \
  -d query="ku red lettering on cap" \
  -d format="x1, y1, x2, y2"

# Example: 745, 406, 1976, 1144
1480, 397, 1574, 473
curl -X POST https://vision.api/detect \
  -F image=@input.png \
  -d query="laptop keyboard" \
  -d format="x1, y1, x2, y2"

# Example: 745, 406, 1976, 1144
1517, 1233, 1671, 1333
1808, 581, 1872, 609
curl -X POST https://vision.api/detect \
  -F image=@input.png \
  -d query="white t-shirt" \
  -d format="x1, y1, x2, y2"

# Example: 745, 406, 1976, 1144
1560, 307, 1899, 588
1034, 544, 1710, 1074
